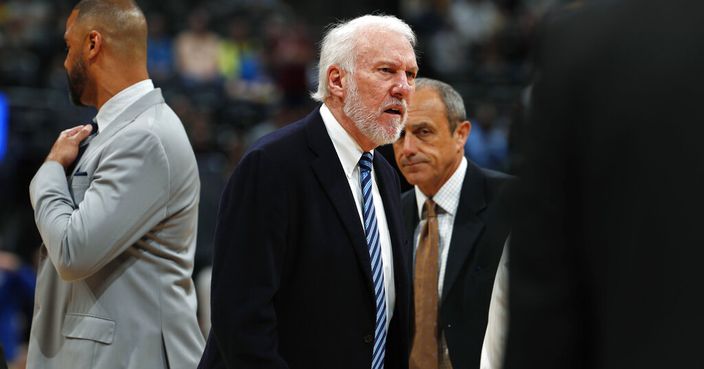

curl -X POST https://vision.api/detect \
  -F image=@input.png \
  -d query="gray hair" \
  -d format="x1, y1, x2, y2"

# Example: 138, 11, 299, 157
311, 14, 416, 102
415, 78, 467, 132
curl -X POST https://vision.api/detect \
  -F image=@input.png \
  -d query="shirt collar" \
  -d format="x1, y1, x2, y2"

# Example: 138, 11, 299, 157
319, 103, 374, 179
95, 79, 154, 132
415, 156, 468, 218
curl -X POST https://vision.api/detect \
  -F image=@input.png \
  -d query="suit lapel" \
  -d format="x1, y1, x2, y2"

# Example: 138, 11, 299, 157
73, 89, 166, 172
401, 191, 419, 267
305, 112, 374, 293
441, 160, 487, 303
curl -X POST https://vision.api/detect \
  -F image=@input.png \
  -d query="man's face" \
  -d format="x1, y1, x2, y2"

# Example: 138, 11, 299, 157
343, 30, 418, 146
394, 87, 468, 196
64, 11, 88, 106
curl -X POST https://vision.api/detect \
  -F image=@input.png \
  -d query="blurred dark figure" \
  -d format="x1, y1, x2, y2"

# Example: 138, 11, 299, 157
0, 250, 35, 369
174, 8, 221, 87
0, 344, 8, 369
146, 12, 174, 84
464, 102, 509, 171
505, 1, 704, 368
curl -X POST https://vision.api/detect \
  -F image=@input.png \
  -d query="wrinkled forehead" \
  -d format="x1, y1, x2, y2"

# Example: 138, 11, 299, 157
354, 30, 417, 68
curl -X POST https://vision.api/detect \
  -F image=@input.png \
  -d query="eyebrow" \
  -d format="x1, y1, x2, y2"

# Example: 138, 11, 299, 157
408, 121, 432, 130
374, 59, 417, 70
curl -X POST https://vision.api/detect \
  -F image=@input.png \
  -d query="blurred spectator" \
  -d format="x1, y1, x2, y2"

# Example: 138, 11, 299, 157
146, 12, 174, 83
465, 102, 509, 170
265, 16, 314, 106
174, 8, 221, 87
0, 0, 51, 48
0, 250, 35, 369
218, 17, 256, 81
450, 0, 503, 46
219, 17, 277, 104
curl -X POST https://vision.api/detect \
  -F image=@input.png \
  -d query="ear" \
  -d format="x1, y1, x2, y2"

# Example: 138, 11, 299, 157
327, 65, 346, 99
86, 30, 102, 61
454, 120, 471, 148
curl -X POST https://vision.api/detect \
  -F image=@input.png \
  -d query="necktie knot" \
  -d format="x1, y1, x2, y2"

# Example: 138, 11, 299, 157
90, 118, 99, 136
359, 152, 373, 173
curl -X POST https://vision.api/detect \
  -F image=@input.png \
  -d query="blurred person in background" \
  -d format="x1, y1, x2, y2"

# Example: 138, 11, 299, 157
0, 250, 35, 369
199, 14, 417, 369
27, 1, 204, 368
174, 8, 221, 88
505, 1, 704, 368
394, 78, 512, 369
464, 102, 509, 171
146, 12, 175, 84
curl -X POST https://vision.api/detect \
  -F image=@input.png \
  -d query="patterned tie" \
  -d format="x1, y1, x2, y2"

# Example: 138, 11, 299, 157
410, 198, 440, 369
359, 152, 387, 369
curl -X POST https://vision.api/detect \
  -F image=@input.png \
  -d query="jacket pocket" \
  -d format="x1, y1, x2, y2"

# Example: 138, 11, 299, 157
61, 313, 115, 344
70, 176, 90, 204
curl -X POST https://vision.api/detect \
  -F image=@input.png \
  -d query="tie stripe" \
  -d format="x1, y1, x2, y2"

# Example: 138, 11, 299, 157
359, 152, 387, 369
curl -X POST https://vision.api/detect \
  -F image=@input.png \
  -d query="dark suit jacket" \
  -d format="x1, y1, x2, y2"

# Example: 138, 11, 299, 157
199, 109, 411, 369
505, 1, 704, 368
402, 159, 512, 369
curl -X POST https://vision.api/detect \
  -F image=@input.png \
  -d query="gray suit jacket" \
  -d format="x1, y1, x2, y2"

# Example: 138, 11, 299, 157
28, 89, 205, 369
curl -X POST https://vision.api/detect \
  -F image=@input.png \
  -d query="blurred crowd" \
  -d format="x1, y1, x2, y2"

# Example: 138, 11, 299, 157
0, 0, 559, 367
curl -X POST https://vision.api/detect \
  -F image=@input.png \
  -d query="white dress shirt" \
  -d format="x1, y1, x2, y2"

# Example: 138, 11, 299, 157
480, 240, 509, 369
95, 79, 154, 131
319, 104, 396, 329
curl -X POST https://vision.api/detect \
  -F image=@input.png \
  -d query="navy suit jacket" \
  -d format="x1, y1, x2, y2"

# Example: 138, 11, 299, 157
199, 108, 411, 369
402, 160, 512, 369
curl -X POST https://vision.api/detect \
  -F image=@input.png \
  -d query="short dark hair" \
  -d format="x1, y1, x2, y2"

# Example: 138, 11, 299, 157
73, 0, 147, 59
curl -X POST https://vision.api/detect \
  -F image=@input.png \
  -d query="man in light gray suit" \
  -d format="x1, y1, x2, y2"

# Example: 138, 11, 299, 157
27, 1, 205, 368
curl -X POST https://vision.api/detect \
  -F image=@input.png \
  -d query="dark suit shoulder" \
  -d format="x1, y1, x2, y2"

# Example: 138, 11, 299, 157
246, 115, 310, 157
236, 110, 323, 177
400, 188, 414, 202
480, 164, 514, 185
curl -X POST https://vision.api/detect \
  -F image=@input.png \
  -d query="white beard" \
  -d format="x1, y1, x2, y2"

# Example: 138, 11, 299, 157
343, 76, 406, 147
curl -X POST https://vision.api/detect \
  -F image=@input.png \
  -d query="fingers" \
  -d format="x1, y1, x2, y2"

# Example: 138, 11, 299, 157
61, 124, 93, 141
72, 124, 94, 142
63, 125, 87, 137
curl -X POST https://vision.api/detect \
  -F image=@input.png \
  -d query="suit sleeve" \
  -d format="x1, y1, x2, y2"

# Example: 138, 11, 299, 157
209, 148, 289, 369
29, 128, 170, 281
480, 239, 508, 369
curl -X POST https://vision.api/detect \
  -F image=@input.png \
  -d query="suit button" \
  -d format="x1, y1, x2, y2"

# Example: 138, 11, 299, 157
363, 334, 374, 344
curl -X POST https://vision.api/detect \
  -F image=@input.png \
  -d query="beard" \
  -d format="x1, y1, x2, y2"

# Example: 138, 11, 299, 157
343, 77, 406, 147
66, 57, 88, 107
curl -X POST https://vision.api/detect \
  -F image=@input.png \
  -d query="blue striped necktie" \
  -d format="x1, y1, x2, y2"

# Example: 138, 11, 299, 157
359, 152, 387, 369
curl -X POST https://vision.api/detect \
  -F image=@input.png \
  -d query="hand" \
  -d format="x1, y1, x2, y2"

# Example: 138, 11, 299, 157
45, 124, 94, 168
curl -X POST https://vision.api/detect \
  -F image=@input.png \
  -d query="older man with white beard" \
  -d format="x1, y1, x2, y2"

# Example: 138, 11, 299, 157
198, 14, 418, 369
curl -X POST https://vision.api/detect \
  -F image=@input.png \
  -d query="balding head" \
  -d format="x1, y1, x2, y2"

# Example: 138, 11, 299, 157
72, 0, 147, 63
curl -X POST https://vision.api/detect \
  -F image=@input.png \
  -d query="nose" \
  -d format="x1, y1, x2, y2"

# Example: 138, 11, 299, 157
391, 73, 413, 100
400, 132, 418, 156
